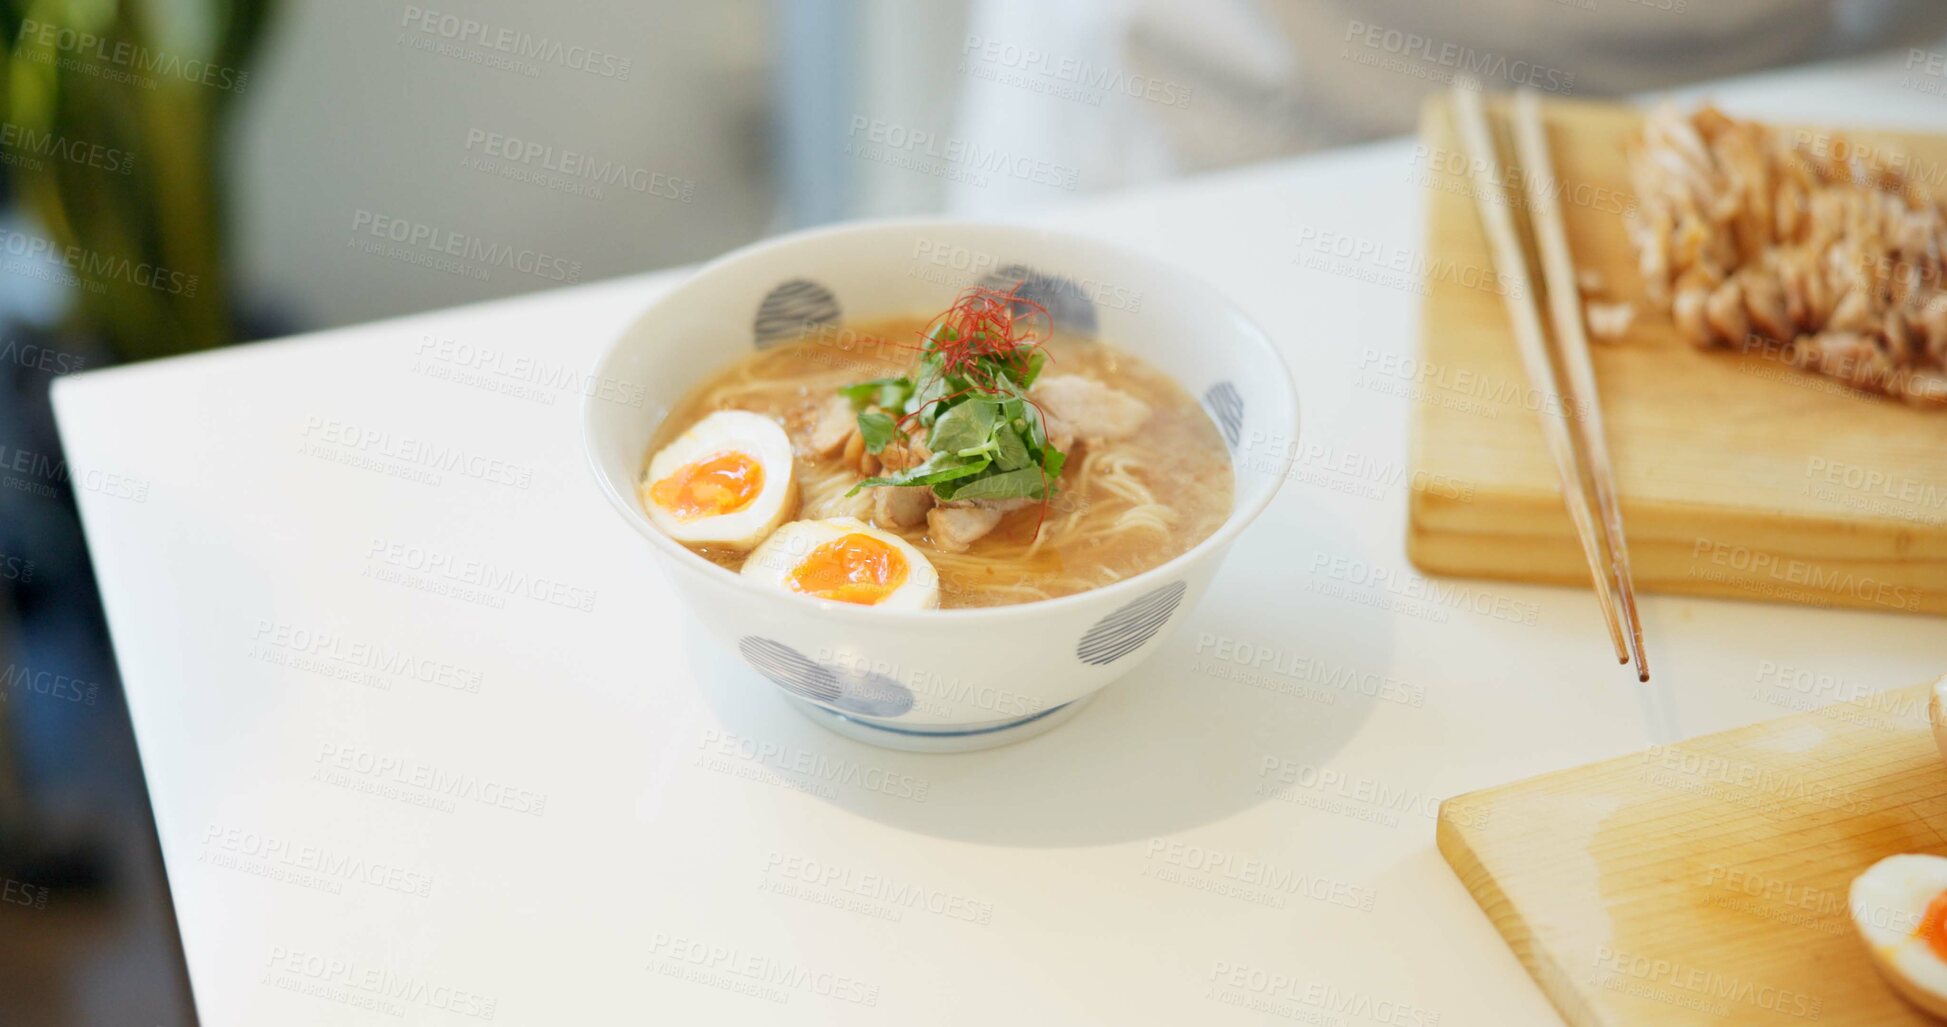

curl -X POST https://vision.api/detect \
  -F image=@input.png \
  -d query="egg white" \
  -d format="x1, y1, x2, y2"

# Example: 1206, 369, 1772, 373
741, 517, 940, 610
1852, 853, 1947, 1018
642, 410, 797, 551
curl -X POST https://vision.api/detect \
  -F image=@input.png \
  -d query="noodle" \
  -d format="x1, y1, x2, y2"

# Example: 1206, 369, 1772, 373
645, 317, 1233, 608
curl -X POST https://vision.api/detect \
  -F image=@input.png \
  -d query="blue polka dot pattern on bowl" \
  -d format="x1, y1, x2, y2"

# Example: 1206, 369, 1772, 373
1075, 582, 1187, 666
1202, 381, 1243, 450
738, 637, 915, 717
754, 279, 840, 348
979, 264, 1098, 335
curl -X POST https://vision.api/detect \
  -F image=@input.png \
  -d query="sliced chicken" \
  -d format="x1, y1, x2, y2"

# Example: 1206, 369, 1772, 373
1629, 104, 1947, 402
1704, 279, 1749, 344
965, 497, 1035, 513
922, 497, 1032, 551
1672, 286, 1711, 346
1030, 375, 1150, 444
873, 486, 933, 529
877, 432, 930, 472
809, 394, 857, 457
926, 504, 1002, 553
844, 427, 871, 475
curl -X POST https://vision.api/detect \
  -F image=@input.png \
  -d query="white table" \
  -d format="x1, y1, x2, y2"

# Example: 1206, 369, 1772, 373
56, 54, 1947, 1026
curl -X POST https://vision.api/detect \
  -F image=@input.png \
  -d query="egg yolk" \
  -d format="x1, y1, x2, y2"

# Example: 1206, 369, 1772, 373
650, 451, 764, 521
789, 533, 909, 605
1915, 889, 1947, 961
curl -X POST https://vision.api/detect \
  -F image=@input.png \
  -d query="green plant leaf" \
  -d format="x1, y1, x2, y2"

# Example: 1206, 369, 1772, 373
1042, 447, 1066, 480
928, 398, 997, 455
1020, 402, 1049, 451
910, 363, 949, 422
993, 424, 1030, 470
857, 411, 898, 453
847, 454, 991, 495
942, 466, 1048, 502
839, 377, 910, 411
1023, 348, 1047, 387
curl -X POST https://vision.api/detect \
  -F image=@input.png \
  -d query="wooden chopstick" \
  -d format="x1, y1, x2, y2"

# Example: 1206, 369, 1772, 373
1510, 90, 1650, 682
1448, 81, 1631, 668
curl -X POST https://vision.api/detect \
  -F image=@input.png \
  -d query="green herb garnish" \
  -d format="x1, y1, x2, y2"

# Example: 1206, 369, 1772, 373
856, 410, 899, 454
841, 285, 1066, 526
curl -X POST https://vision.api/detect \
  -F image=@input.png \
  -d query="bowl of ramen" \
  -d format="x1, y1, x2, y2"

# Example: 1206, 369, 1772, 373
584, 220, 1296, 751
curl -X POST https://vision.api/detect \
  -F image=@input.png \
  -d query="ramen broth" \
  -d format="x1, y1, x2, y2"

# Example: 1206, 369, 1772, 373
645, 316, 1235, 608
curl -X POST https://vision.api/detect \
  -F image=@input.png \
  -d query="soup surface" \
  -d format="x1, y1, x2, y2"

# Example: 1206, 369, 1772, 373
644, 315, 1234, 607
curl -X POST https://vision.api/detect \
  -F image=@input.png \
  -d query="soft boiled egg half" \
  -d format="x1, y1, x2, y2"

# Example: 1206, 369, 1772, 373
641, 410, 798, 551
1852, 853, 1947, 1018
742, 517, 940, 609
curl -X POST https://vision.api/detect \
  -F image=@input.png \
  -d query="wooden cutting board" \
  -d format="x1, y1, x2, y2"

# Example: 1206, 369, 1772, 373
1439, 677, 1947, 1026
1406, 96, 1947, 616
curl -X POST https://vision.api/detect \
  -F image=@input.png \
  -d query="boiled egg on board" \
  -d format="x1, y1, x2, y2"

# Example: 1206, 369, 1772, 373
1851, 853, 1947, 1018
640, 410, 797, 551
741, 517, 940, 610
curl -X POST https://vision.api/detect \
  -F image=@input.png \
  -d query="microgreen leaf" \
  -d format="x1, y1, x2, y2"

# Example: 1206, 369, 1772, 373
910, 363, 948, 422
834, 285, 1067, 528
1041, 447, 1066, 480
846, 454, 991, 496
1023, 348, 1047, 387
928, 399, 996, 455
838, 377, 910, 411
1020, 403, 1049, 451
857, 411, 898, 454
941, 466, 1048, 502
993, 424, 1030, 470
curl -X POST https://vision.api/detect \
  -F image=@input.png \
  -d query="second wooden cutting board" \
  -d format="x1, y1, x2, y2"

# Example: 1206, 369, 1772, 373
1441, 676, 1947, 1026
1406, 96, 1947, 616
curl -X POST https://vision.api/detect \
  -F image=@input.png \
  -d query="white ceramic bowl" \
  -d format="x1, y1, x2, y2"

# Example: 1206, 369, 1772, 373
584, 220, 1297, 751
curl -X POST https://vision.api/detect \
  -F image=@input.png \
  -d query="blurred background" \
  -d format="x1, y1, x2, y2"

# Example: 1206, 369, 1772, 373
3, 0, 1946, 1022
